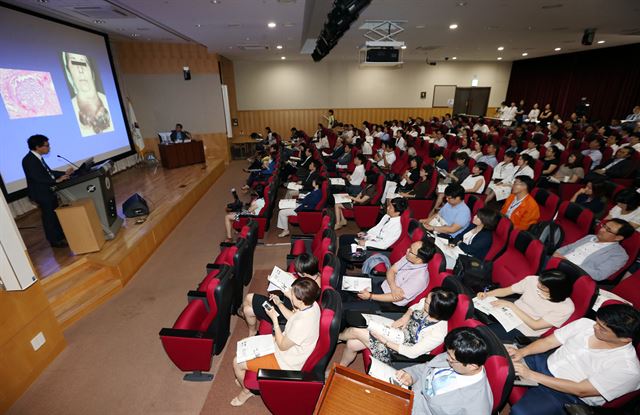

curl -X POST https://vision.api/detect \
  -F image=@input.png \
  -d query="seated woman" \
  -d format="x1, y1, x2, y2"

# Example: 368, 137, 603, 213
456, 136, 472, 155
541, 145, 561, 176
604, 188, 640, 230
277, 176, 325, 238
398, 164, 433, 199
537, 152, 585, 189
224, 185, 265, 241
335, 170, 378, 230
397, 156, 423, 193
485, 153, 535, 203
231, 277, 321, 406
468, 140, 483, 161
453, 207, 500, 260
520, 140, 540, 159
240, 253, 321, 336
476, 269, 574, 341
459, 162, 488, 195
241, 146, 276, 192
344, 153, 367, 196
337, 287, 458, 367
570, 180, 607, 217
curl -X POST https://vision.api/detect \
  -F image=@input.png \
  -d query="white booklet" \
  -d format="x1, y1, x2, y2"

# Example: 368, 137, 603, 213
334, 193, 352, 204
429, 215, 447, 228
592, 289, 630, 311
287, 182, 303, 191
368, 357, 409, 389
437, 183, 448, 194
341, 276, 372, 292
236, 335, 276, 363
289, 156, 301, 161
367, 320, 405, 344
278, 199, 298, 210
267, 265, 296, 292
330, 178, 346, 186
362, 313, 395, 327
473, 296, 524, 332
434, 237, 465, 260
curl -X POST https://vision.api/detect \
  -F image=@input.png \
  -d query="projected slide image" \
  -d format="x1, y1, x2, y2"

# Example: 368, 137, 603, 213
61, 51, 114, 137
0, 68, 63, 119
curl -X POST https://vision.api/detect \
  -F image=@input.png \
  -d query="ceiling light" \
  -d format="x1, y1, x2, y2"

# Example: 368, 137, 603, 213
456, 1, 467, 6
497, 46, 504, 51
210, 0, 221, 4
449, 24, 458, 30
521, 52, 528, 56
554, 47, 561, 51
268, 22, 277, 28
276, 45, 283, 49
93, 19, 105, 24
400, 45, 407, 50
195, 24, 201, 28
280, 56, 286, 60
130, 33, 140, 37
36, 0, 49, 3
497, 57, 503, 60
452, 56, 457, 60
597, 40, 605, 44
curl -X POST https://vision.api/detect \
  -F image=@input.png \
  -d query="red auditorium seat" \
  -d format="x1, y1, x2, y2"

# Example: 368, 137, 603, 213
491, 230, 544, 287
288, 179, 329, 234
342, 170, 385, 229
159, 265, 233, 381
611, 270, 640, 307
205, 238, 249, 315
289, 214, 332, 257
464, 193, 485, 217
554, 201, 594, 246
531, 188, 560, 222
485, 216, 513, 262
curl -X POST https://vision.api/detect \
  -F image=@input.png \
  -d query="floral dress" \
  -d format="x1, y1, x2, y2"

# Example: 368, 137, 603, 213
369, 310, 437, 363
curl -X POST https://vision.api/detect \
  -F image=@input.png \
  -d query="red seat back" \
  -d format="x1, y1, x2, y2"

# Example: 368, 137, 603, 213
554, 201, 594, 246
611, 270, 640, 307
492, 230, 544, 287
485, 216, 513, 262
407, 252, 447, 307
531, 188, 560, 222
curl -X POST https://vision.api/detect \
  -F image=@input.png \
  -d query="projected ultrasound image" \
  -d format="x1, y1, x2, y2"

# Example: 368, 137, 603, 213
0, 68, 63, 119
61, 51, 114, 137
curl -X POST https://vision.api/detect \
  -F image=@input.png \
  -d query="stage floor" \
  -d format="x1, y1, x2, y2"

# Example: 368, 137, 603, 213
17, 159, 225, 279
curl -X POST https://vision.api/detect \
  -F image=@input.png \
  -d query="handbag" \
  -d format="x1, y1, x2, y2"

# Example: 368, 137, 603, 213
453, 255, 495, 294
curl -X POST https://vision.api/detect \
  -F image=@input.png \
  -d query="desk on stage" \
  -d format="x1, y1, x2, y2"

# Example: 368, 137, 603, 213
159, 140, 206, 169
230, 136, 261, 160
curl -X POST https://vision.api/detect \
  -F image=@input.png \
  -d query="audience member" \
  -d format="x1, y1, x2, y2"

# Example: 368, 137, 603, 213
586, 146, 636, 180
345, 154, 367, 195
500, 176, 540, 230
477, 143, 498, 168
421, 184, 471, 238
570, 181, 607, 217
604, 189, 640, 230
277, 176, 324, 237
581, 138, 604, 169
451, 207, 500, 260
538, 152, 585, 189
224, 185, 265, 241
339, 197, 407, 249
335, 170, 378, 230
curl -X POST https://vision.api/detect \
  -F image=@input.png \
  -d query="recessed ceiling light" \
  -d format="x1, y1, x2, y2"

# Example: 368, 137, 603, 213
400, 45, 407, 49
276, 45, 283, 49
130, 33, 140, 37
452, 56, 457, 60
280, 56, 286, 60
497, 46, 504, 51
456, 1, 467, 6
93, 19, 105, 24
268, 22, 277, 28
228, 46, 233, 49
449, 24, 458, 30
597, 40, 605, 44
36, 0, 49, 3
521, 52, 528, 56
210, 0, 221, 4
245, 37, 251, 41
497, 57, 503, 60
554, 47, 561, 51
195, 24, 201, 28
416, 25, 425, 29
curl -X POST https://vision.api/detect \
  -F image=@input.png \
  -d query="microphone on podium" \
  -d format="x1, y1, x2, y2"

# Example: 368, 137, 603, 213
57, 154, 80, 168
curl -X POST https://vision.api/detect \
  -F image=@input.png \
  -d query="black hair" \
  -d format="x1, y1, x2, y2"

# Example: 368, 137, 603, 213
538, 269, 573, 302
410, 156, 423, 168
514, 175, 535, 193
455, 152, 470, 164
474, 161, 488, 174
614, 189, 640, 211
547, 145, 560, 158
175, 123, 183, 129
253, 184, 266, 199
444, 327, 488, 366
619, 146, 636, 158
313, 176, 326, 188
588, 180, 607, 199
311, 159, 322, 170
428, 287, 458, 321
608, 218, 635, 239
265, 126, 271, 132
415, 237, 437, 263
389, 197, 409, 214
444, 183, 465, 200
355, 154, 367, 164
519, 153, 535, 168
504, 150, 516, 160
596, 303, 640, 344
588, 137, 603, 148
293, 253, 320, 276
291, 277, 321, 306
476, 207, 500, 231
365, 169, 379, 185
27, 134, 49, 150
567, 152, 584, 168
430, 146, 444, 158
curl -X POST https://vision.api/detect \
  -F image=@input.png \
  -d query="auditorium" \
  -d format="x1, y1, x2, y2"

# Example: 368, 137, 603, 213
1, 1, 639, 414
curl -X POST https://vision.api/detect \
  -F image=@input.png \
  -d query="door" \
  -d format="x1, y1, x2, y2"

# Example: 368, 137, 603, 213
453, 88, 471, 115
453, 87, 491, 116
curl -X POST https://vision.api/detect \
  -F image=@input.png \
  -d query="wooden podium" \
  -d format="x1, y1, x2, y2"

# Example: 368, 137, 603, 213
314, 365, 413, 414
55, 198, 105, 254
158, 140, 205, 169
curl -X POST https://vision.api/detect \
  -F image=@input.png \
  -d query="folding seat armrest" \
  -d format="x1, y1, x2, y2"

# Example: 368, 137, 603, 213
513, 335, 537, 347
290, 235, 314, 242
159, 328, 215, 339
257, 369, 323, 383
365, 248, 391, 255
563, 403, 618, 415
187, 290, 209, 311
219, 241, 235, 249
389, 350, 433, 364
375, 311, 406, 320
206, 263, 222, 273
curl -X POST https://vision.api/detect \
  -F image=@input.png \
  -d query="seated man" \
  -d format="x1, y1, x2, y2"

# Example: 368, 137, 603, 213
170, 123, 192, 142
585, 146, 636, 180
421, 184, 471, 239
500, 175, 540, 231
509, 304, 640, 415
477, 143, 498, 168
552, 218, 633, 281
341, 237, 435, 313
395, 327, 493, 415
339, 197, 407, 250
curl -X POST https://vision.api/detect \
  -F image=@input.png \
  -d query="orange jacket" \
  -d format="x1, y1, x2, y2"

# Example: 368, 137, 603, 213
501, 194, 540, 231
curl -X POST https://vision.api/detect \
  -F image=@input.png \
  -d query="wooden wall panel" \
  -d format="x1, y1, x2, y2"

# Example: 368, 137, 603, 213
114, 41, 219, 75
235, 107, 498, 137
141, 132, 229, 164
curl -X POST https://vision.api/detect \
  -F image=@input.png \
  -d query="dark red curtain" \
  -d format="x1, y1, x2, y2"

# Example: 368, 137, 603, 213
506, 43, 640, 123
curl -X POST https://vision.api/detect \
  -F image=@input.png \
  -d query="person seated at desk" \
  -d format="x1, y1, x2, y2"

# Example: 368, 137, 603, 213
338, 197, 407, 250
395, 327, 493, 415
240, 253, 321, 337
335, 169, 378, 230
277, 176, 325, 238
224, 185, 265, 241
552, 218, 634, 281
421, 184, 471, 239
231, 277, 321, 407
169, 123, 192, 142
477, 270, 574, 342
337, 287, 457, 367
509, 304, 640, 415
341, 238, 435, 313
501, 176, 540, 231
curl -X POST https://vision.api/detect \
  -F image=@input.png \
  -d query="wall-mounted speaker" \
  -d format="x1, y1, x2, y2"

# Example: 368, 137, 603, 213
581, 28, 596, 46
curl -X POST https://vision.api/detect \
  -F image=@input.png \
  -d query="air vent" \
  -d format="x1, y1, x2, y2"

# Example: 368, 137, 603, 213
68, 6, 133, 19
238, 45, 270, 51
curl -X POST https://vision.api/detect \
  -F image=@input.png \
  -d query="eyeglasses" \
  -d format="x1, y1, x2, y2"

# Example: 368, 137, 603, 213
602, 223, 618, 236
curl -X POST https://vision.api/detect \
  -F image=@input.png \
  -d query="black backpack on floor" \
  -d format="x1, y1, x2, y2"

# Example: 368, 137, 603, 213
528, 221, 564, 255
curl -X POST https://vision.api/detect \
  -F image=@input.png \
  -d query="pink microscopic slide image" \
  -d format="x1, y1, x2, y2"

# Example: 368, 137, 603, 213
0, 68, 63, 119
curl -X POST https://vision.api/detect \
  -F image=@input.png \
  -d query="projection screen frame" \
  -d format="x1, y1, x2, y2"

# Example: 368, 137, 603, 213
0, 2, 136, 202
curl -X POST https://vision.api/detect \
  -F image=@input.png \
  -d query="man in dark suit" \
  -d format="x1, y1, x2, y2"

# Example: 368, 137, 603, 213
169, 123, 192, 142
21, 134, 73, 247
586, 146, 636, 181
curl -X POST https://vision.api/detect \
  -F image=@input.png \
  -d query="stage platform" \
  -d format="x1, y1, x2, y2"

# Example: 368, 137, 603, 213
16, 158, 225, 329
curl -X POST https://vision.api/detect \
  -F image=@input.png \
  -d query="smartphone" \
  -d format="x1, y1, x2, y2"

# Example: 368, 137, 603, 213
262, 301, 274, 312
